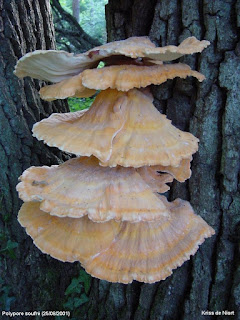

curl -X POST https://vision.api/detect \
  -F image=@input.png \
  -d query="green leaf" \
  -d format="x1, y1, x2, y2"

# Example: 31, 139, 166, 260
68, 96, 95, 112
63, 299, 74, 310
78, 269, 91, 294
63, 294, 88, 310
6, 240, 18, 250
65, 278, 83, 296
73, 294, 89, 307
0, 240, 18, 258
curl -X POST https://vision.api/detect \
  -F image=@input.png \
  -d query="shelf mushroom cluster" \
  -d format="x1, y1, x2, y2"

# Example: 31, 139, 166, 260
15, 36, 215, 284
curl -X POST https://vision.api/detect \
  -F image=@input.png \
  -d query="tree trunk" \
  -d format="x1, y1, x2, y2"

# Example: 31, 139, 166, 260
80, 1, 240, 319
0, 0, 80, 313
1, 1, 239, 319
72, 0, 80, 23
51, 0, 101, 53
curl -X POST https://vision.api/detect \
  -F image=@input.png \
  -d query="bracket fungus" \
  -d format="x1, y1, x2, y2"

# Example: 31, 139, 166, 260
15, 36, 215, 284
32, 88, 199, 168
16, 156, 172, 222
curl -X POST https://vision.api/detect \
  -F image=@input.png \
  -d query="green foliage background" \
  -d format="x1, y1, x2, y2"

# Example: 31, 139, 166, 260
60, 0, 108, 43
68, 96, 95, 112
55, 1, 107, 111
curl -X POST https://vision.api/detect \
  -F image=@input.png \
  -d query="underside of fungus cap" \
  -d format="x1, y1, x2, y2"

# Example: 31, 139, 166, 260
33, 88, 198, 168
14, 50, 98, 82
16, 156, 172, 222
18, 200, 215, 283
14, 38, 153, 82
81, 63, 205, 92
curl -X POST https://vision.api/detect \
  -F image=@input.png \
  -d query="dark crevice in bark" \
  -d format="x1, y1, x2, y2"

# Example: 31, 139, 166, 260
199, 0, 206, 39
142, 285, 158, 320
176, 264, 193, 320
231, 0, 240, 35
129, 281, 142, 319
40, 1, 56, 49
106, 0, 157, 41
33, 1, 47, 50
176, 0, 184, 42
16, 2, 36, 52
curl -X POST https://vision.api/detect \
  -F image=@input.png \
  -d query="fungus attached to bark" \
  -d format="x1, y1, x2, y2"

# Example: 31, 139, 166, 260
15, 36, 214, 284
18, 201, 214, 284
38, 63, 204, 101
136, 157, 192, 192
32, 88, 199, 168
14, 36, 209, 101
81, 63, 205, 92
14, 36, 209, 79
149, 157, 193, 183
85, 36, 210, 61
33, 89, 126, 163
17, 156, 173, 222
39, 74, 96, 101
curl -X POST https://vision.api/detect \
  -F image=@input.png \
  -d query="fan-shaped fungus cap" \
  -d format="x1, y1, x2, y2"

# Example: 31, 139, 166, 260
150, 157, 193, 183
136, 166, 174, 193
16, 156, 173, 222
37, 63, 204, 101
81, 63, 205, 92
14, 37, 209, 82
14, 50, 98, 82
18, 202, 119, 262
39, 74, 96, 101
18, 200, 215, 284
85, 36, 210, 62
33, 89, 126, 162
100, 89, 198, 167
33, 88, 198, 168
136, 157, 192, 192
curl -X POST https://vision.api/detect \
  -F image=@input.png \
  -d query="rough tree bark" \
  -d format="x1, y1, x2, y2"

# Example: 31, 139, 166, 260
79, 1, 240, 319
0, 0, 81, 314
